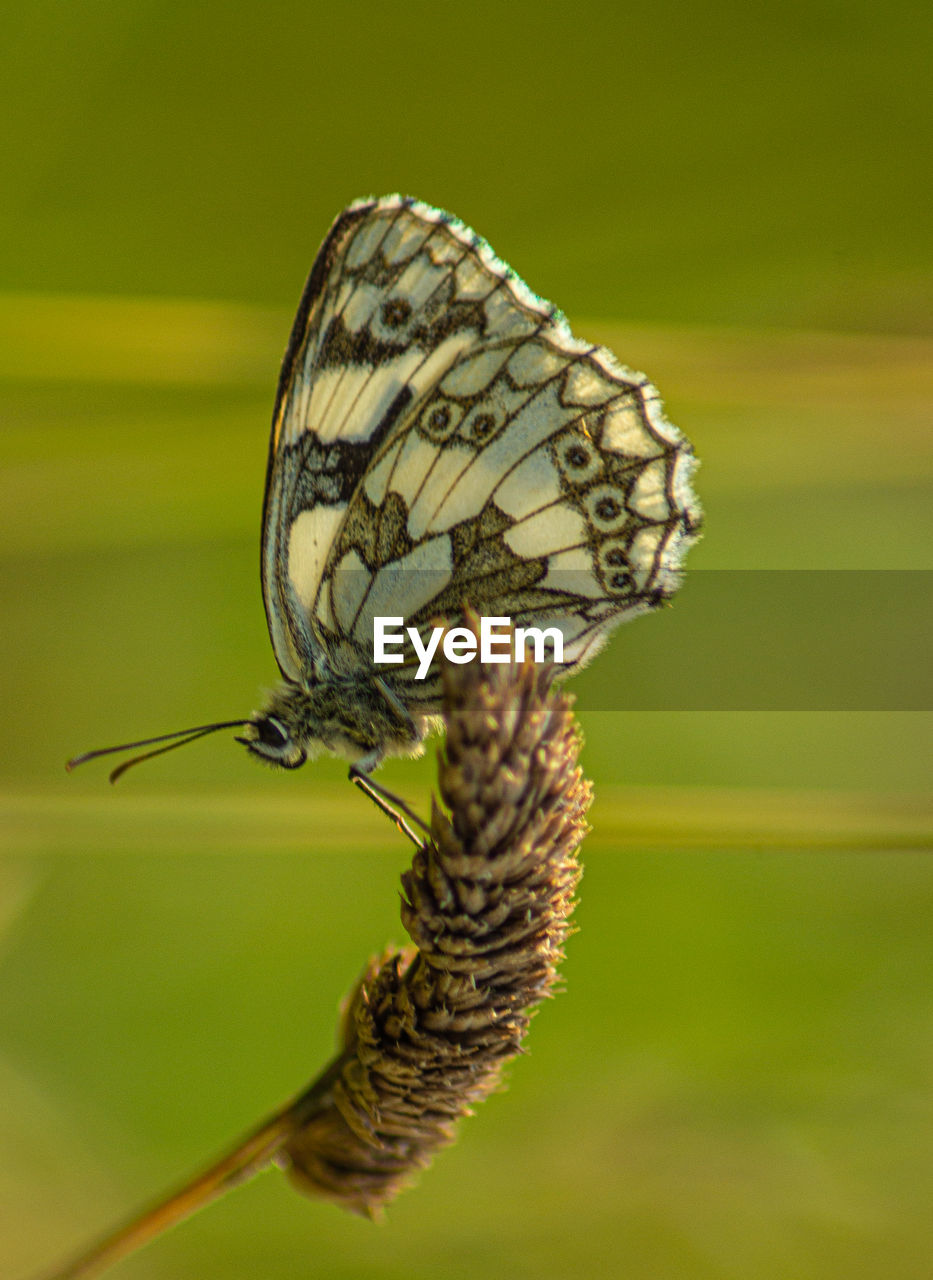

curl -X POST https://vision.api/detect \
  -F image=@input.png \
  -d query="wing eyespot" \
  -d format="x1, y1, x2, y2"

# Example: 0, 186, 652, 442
419, 397, 463, 442
553, 430, 603, 487
470, 412, 496, 441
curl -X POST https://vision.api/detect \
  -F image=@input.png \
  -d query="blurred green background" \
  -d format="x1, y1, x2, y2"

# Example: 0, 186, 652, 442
1, 2, 931, 1277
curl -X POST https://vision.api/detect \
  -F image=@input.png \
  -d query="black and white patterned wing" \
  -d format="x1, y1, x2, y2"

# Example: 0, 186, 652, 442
262, 195, 550, 681
263, 196, 701, 700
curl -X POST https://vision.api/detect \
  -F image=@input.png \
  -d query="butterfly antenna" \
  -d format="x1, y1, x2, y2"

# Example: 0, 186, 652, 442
66, 721, 250, 784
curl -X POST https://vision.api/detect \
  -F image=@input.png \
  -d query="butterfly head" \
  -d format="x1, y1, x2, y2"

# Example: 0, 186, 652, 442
234, 680, 332, 768
235, 679, 385, 770
237, 676, 432, 773
235, 713, 307, 770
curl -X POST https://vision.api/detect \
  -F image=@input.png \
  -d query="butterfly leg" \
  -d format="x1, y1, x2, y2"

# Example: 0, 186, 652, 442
348, 766, 430, 849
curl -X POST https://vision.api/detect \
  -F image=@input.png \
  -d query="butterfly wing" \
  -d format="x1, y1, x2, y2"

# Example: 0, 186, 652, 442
263, 196, 537, 680
263, 196, 701, 701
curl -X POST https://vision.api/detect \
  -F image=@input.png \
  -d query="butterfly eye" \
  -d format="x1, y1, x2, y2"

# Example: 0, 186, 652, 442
256, 717, 289, 749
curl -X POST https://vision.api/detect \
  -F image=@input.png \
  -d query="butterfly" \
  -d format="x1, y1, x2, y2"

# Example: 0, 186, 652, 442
69, 196, 701, 808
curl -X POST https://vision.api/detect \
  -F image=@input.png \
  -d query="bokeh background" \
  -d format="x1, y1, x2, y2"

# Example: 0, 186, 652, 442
1, 2, 931, 1277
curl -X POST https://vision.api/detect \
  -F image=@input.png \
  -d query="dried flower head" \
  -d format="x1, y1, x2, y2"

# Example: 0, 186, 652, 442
282, 635, 590, 1214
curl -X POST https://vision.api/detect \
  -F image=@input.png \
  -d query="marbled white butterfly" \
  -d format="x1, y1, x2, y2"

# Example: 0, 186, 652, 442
69, 196, 701, 799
